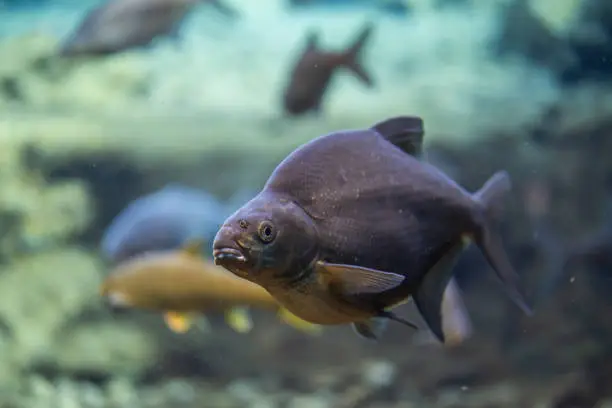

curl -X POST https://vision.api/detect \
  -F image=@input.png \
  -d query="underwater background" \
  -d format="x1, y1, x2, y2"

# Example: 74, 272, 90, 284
1, 0, 612, 406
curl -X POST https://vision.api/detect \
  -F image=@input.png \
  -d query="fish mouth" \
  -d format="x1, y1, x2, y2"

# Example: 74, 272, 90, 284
212, 247, 247, 264
103, 291, 132, 314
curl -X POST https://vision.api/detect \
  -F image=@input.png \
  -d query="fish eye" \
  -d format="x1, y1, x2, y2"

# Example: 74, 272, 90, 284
257, 221, 276, 243
238, 219, 248, 229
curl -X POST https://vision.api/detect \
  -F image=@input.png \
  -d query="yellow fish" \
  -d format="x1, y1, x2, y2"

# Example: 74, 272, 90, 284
100, 240, 321, 335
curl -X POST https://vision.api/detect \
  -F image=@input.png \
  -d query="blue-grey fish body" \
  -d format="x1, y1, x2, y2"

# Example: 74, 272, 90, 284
101, 184, 247, 264
213, 116, 531, 342
60, 0, 237, 56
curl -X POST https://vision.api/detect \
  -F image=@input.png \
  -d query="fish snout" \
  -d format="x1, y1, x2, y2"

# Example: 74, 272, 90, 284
102, 291, 132, 314
212, 226, 251, 274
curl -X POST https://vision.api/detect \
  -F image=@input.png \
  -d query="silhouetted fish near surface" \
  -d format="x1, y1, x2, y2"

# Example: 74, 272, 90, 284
213, 116, 532, 342
287, 0, 411, 17
101, 183, 252, 264
59, 0, 239, 57
101, 240, 321, 335
282, 23, 375, 116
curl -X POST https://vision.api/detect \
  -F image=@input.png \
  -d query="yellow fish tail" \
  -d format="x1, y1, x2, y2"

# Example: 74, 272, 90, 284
225, 307, 253, 333
163, 311, 193, 334
277, 308, 323, 335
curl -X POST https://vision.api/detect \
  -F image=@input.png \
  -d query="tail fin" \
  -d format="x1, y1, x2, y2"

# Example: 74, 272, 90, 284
341, 23, 375, 87
475, 171, 511, 222
473, 171, 533, 315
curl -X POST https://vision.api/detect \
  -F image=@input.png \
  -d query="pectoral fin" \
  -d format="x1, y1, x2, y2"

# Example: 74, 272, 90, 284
413, 240, 467, 343
163, 311, 193, 333
224, 307, 253, 333
277, 308, 323, 335
316, 261, 405, 296
352, 318, 388, 341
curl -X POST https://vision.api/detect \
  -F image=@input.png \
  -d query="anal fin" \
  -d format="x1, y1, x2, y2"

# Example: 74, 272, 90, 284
414, 240, 467, 343
441, 277, 472, 346
352, 317, 388, 341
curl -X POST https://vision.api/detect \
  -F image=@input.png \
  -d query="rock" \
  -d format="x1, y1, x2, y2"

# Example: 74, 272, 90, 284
0, 248, 103, 386
361, 360, 397, 388
0, 136, 94, 260
105, 378, 141, 407
47, 322, 159, 380
288, 395, 334, 408
7, 376, 245, 408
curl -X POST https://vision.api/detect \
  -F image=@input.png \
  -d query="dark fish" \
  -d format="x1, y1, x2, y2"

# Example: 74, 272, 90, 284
213, 116, 532, 342
282, 23, 374, 116
101, 183, 251, 264
59, 0, 238, 57
377, 0, 410, 15
287, 0, 411, 17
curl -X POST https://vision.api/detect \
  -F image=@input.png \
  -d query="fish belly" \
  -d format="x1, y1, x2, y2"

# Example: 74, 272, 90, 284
267, 287, 372, 325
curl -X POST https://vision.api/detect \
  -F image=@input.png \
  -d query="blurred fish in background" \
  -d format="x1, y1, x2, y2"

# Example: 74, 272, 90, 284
100, 240, 322, 335
286, 0, 412, 16
59, 0, 239, 56
100, 183, 253, 264
281, 22, 375, 116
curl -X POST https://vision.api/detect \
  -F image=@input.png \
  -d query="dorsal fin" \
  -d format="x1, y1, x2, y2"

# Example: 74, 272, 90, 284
181, 239, 204, 257
371, 116, 424, 158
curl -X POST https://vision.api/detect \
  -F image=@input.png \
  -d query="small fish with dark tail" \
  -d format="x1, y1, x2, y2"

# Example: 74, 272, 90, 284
60, 0, 239, 57
213, 115, 532, 342
101, 240, 321, 335
282, 23, 374, 116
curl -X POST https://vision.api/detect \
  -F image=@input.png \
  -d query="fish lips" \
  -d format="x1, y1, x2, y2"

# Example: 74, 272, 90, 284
212, 247, 248, 269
